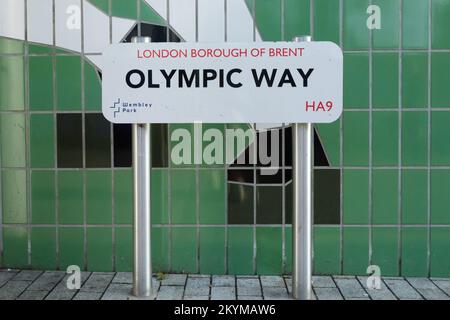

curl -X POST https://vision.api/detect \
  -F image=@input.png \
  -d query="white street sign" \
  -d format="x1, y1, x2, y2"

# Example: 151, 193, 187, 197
102, 42, 343, 123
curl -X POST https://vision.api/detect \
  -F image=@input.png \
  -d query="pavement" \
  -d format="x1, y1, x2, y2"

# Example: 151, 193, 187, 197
0, 269, 449, 300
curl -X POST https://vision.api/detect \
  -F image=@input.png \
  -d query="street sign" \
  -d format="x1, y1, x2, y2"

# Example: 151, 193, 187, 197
102, 42, 343, 124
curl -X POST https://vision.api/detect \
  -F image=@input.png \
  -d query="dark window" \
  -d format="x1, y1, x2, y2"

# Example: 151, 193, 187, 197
57, 113, 83, 167
228, 169, 254, 183
151, 124, 168, 167
228, 183, 254, 224
113, 124, 132, 167
85, 113, 111, 167
256, 186, 282, 224
314, 169, 340, 224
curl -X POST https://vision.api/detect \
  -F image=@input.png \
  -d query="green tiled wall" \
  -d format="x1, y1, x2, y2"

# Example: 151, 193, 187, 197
1, 0, 450, 278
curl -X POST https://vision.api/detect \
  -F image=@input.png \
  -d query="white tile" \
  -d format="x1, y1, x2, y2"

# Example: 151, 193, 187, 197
0, 0, 25, 40
27, 0, 53, 45
169, 0, 196, 42
144, 0, 167, 20
226, 0, 253, 42
55, 0, 82, 52
83, 0, 109, 53
112, 16, 136, 43
198, 0, 225, 42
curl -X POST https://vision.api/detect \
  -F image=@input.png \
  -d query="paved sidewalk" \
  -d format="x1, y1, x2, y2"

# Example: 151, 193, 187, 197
0, 269, 449, 300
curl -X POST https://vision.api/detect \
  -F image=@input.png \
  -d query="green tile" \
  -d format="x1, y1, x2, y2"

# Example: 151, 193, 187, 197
313, 0, 339, 43
285, 226, 292, 274
88, 0, 109, 13
255, 0, 281, 41
343, 111, 369, 166
313, 226, 340, 275
171, 169, 196, 224
84, 61, 101, 111
199, 169, 225, 224
28, 43, 53, 54
2, 226, 28, 268
151, 169, 169, 224
431, 169, 450, 224
316, 121, 340, 166
152, 227, 170, 272
58, 171, 84, 224
431, 53, 450, 107
56, 56, 81, 110
170, 124, 194, 167
284, 0, 309, 40
431, 111, 450, 165
30, 114, 55, 168
372, 53, 398, 108
402, 0, 428, 49
401, 227, 428, 276
372, 0, 399, 48
115, 227, 132, 272
87, 227, 113, 271
31, 171, 55, 224
344, 53, 369, 108
112, 0, 137, 19
140, 0, 165, 25
0, 113, 26, 167
114, 169, 132, 224
343, 227, 369, 275
372, 169, 398, 225
343, 169, 369, 224
256, 227, 282, 275
59, 227, 84, 270
2, 170, 27, 224
171, 227, 197, 273
402, 53, 428, 108
86, 171, 112, 224
200, 227, 225, 274
343, 0, 370, 50
372, 227, 398, 276
402, 170, 428, 225
373, 112, 398, 166
0, 56, 25, 110
430, 227, 450, 277
31, 227, 56, 269
0, 37, 24, 54
432, 0, 450, 49
402, 112, 428, 166
29, 56, 53, 110
228, 226, 253, 275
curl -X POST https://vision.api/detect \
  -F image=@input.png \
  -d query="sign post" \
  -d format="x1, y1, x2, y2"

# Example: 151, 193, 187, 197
131, 36, 153, 298
102, 40, 342, 299
292, 35, 313, 300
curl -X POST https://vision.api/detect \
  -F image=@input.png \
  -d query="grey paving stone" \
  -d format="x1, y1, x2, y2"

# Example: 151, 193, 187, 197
27, 271, 65, 291
237, 277, 261, 296
157, 285, 184, 300
50, 272, 91, 292
384, 279, 422, 300
407, 278, 449, 300
80, 272, 114, 293
212, 275, 235, 287
314, 287, 343, 300
183, 295, 209, 300
184, 276, 210, 296
73, 291, 103, 300
45, 288, 77, 300
101, 283, 133, 300
238, 295, 263, 300
13, 270, 43, 281
0, 270, 18, 287
161, 274, 187, 286
17, 290, 48, 300
112, 272, 132, 284
312, 276, 336, 288
262, 286, 290, 300
260, 276, 285, 287
334, 278, 369, 299
0, 280, 31, 300
432, 280, 450, 296
211, 286, 236, 300
357, 276, 397, 300
284, 278, 292, 294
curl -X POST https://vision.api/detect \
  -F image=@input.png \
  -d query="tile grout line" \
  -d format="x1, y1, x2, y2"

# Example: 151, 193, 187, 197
339, 0, 344, 276
397, 0, 403, 278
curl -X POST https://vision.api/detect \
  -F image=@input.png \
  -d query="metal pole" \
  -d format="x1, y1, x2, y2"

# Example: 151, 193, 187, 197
292, 35, 313, 300
131, 36, 153, 298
